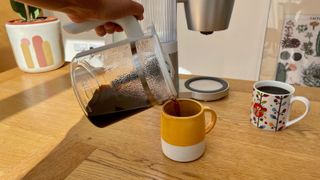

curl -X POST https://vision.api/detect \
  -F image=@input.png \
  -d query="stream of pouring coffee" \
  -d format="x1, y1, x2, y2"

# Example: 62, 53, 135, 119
171, 99, 181, 117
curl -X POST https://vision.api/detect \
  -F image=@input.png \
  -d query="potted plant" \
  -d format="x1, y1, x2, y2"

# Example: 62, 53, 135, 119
5, 0, 64, 73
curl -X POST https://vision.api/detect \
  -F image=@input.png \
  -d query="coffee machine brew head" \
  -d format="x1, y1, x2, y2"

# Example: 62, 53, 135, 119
179, 0, 235, 35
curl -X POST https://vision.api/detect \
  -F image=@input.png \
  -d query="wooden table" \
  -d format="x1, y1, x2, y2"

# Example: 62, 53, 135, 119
0, 65, 319, 180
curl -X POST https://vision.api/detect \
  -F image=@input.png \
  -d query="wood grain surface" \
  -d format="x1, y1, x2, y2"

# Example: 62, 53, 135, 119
0, 1, 18, 72
0, 65, 319, 180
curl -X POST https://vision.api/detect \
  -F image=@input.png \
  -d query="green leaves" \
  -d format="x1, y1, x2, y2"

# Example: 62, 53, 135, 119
10, 0, 41, 21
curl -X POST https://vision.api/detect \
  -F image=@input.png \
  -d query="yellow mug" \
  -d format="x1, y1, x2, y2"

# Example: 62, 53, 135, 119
161, 98, 217, 162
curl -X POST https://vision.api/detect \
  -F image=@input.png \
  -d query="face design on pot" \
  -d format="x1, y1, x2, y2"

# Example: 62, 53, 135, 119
6, 17, 64, 73
20, 35, 53, 68
20, 35, 54, 69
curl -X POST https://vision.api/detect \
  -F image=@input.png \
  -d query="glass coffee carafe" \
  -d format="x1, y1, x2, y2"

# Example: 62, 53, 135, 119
69, 17, 177, 127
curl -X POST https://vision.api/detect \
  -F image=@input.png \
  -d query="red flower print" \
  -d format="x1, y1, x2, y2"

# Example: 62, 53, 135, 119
253, 103, 267, 118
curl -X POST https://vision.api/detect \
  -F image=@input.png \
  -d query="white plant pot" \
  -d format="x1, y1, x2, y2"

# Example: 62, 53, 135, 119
5, 17, 64, 73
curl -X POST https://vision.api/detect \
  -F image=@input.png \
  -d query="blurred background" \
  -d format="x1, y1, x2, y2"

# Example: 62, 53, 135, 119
2, 0, 318, 82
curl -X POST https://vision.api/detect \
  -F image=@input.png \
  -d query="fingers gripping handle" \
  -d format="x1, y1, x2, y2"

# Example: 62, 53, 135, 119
63, 16, 144, 38
114, 16, 144, 38
204, 106, 217, 134
63, 20, 106, 34
286, 96, 310, 127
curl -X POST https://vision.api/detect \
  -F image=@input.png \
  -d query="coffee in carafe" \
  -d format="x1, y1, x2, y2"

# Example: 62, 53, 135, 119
85, 85, 151, 127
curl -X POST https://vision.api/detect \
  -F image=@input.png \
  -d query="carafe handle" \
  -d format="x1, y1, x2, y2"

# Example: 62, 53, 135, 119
63, 16, 144, 38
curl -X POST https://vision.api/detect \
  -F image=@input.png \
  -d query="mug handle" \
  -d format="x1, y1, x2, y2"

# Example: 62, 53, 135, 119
63, 16, 144, 38
204, 106, 217, 134
286, 96, 310, 127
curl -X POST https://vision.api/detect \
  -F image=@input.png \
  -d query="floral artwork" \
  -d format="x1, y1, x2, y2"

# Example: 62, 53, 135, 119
296, 24, 308, 33
251, 90, 269, 128
303, 63, 320, 86
276, 15, 320, 87
301, 32, 314, 56
250, 89, 290, 131
281, 20, 301, 48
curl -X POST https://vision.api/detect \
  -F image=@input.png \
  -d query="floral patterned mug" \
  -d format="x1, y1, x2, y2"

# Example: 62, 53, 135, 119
250, 80, 310, 131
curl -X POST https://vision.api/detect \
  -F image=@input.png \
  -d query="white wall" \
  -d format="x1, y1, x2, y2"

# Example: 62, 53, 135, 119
177, 0, 271, 80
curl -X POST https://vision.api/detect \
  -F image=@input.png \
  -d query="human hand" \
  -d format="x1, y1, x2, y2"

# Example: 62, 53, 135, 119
66, 0, 144, 36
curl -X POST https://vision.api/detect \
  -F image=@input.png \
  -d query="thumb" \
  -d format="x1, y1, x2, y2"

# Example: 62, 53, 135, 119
122, 1, 144, 20
67, 14, 85, 23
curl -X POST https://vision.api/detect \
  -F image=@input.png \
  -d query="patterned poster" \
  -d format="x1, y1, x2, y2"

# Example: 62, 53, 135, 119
276, 15, 320, 87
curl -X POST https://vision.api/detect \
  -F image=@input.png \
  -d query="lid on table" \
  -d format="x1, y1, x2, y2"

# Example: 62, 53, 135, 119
182, 76, 229, 101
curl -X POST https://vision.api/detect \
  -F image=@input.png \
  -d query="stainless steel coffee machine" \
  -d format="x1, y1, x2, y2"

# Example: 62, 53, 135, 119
136, 0, 235, 90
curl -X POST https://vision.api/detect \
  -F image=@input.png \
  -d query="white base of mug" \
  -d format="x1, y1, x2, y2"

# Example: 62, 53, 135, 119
161, 138, 205, 162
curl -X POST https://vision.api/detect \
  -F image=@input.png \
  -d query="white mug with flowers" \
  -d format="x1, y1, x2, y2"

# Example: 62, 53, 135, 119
250, 80, 310, 132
